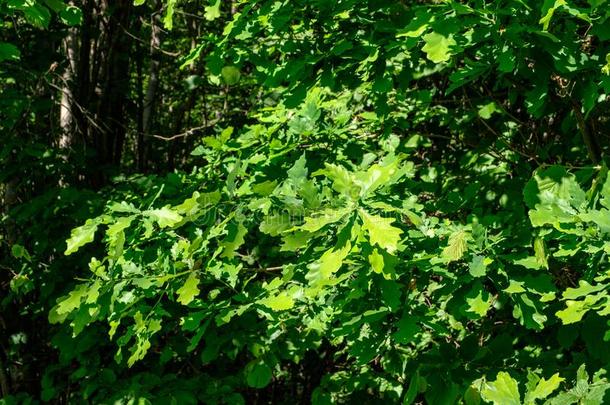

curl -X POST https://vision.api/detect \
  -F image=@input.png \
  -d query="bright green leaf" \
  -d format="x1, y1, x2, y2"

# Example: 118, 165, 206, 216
65, 219, 100, 255
145, 206, 183, 228
305, 243, 351, 288
176, 272, 200, 305
442, 230, 469, 262
359, 210, 403, 253
422, 32, 456, 63
556, 300, 589, 324
204, 0, 221, 21
258, 293, 294, 311
481, 372, 521, 405
528, 373, 564, 401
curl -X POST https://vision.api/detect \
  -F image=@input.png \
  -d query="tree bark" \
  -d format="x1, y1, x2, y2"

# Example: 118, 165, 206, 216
59, 29, 78, 150
66, 0, 134, 185
141, 7, 162, 170
135, 18, 145, 171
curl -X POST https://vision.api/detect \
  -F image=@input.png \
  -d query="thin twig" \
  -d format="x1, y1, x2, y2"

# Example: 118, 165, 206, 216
120, 24, 181, 57
147, 120, 219, 141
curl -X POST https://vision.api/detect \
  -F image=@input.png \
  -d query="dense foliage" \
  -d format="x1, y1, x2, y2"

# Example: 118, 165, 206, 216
3, 0, 610, 403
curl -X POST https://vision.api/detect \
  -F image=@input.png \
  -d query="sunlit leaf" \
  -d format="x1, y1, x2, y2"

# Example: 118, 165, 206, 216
359, 210, 403, 253
481, 372, 521, 405
65, 219, 100, 255
176, 272, 200, 305
422, 32, 456, 63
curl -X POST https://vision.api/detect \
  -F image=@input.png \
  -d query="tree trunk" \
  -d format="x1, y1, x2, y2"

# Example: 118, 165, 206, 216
67, 0, 134, 185
141, 7, 162, 170
59, 30, 77, 150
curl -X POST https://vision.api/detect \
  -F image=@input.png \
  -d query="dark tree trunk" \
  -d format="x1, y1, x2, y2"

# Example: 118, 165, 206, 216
135, 17, 145, 171
66, 0, 134, 186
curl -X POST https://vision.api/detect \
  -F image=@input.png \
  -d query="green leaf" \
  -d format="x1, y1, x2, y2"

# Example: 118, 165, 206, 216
0, 42, 20, 62
504, 280, 527, 294
464, 386, 482, 405
540, 0, 567, 31
534, 237, 549, 269
580, 209, 610, 233
478, 102, 500, 119
175, 191, 203, 217
524, 166, 586, 227
562, 280, 606, 300
127, 336, 152, 367
288, 154, 308, 184
513, 256, 545, 270
106, 216, 133, 259
422, 32, 456, 63
355, 157, 405, 197
176, 272, 200, 305
442, 229, 469, 262
247, 363, 272, 388
513, 294, 548, 330
191, 145, 206, 156
465, 286, 491, 318
204, 0, 221, 21
369, 249, 397, 280
65, 219, 99, 255
403, 372, 420, 405
359, 210, 403, 253
556, 300, 589, 324
498, 47, 516, 72
397, 24, 428, 38
469, 255, 489, 277
481, 372, 521, 405
369, 248, 384, 275
392, 313, 419, 344
299, 207, 350, 233
260, 213, 291, 236
11, 244, 31, 261
163, 0, 176, 29
221, 66, 241, 85
317, 163, 356, 197
220, 221, 247, 258
305, 243, 351, 288
258, 293, 294, 311
280, 231, 310, 252
527, 373, 564, 402
145, 206, 183, 228
53, 283, 89, 316
21, 3, 51, 28
602, 53, 610, 75
59, 6, 82, 25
